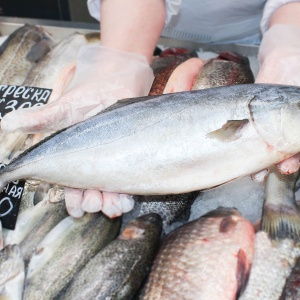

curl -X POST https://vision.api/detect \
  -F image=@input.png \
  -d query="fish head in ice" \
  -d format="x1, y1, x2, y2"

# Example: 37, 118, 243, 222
250, 84, 300, 154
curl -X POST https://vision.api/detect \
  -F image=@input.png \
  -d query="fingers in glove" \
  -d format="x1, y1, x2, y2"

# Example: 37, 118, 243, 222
276, 154, 300, 175
251, 169, 270, 182
163, 58, 204, 94
1, 100, 75, 134
64, 187, 84, 218
81, 189, 103, 213
102, 192, 134, 218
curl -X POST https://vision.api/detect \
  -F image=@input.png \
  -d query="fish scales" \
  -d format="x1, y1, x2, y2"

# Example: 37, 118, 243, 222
239, 232, 300, 299
280, 256, 300, 299
60, 214, 162, 300
0, 24, 54, 85
0, 244, 25, 300
0, 24, 54, 164
23, 212, 121, 300
262, 167, 300, 242
1, 84, 300, 194
192, 51, 254, 90
5, 186, 68, 266
140, 207, 255, 299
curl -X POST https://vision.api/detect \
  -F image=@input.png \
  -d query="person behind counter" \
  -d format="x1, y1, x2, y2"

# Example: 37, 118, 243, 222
1, 0, 300, 218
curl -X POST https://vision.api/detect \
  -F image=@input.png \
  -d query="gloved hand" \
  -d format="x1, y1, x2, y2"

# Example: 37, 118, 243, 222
256, 24, 300, 86
1, 44, 154, 133
256, 24, 300, 175
1, 45, 154, 218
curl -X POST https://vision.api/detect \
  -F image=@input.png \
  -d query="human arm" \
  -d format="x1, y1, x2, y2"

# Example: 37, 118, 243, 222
100, 0, 165, 63
2, 0, 165, 133
64, 0, 166, 218
256, 1, 300, 174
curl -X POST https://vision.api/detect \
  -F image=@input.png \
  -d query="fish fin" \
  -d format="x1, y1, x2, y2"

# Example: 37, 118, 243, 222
201, 175, 246, 192
84, 32, 101, 42
202, 207, 241, 219
207, 119, 249, 142
219, 215, 238, 233
26, 39, 52, 63
236, 249, 250, 298
262, 203, 300, 242
217, 51, 250, 65
99, 94, 159, 115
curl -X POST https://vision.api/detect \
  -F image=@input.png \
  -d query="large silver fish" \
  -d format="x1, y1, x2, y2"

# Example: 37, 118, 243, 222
0, 84, 300, 195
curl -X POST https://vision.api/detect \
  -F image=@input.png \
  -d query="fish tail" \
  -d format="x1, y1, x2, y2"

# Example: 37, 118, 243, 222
262, 203, 300, 242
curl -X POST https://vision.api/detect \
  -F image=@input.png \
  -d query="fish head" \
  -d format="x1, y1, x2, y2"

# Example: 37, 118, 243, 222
119, 213, 162, 241
250, 84, 300, 154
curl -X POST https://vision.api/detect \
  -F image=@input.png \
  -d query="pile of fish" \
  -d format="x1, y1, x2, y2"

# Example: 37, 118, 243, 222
1, 24, 300, 299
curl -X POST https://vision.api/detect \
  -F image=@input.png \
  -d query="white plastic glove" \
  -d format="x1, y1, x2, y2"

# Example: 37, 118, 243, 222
256, 24, 300, 175
256, 24, 300, 86
1, 45, 154, 133
1, 45, 154, 218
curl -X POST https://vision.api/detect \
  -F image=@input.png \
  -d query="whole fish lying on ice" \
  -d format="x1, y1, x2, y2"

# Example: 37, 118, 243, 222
0, 84, 299, 196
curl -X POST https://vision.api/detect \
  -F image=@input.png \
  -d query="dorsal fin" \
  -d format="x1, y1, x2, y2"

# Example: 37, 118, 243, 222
99, 94, 160, 115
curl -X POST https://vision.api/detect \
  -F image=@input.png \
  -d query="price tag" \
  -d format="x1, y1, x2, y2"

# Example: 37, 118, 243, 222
0, 85, 52, 229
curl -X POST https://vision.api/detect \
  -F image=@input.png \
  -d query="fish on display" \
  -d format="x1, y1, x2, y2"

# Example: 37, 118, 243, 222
163, 50, 254, 94
17, 180, 41, 214
262, 167, 300, 242
149, 47, 197, 95
239, 231, 300, 300
23, 212, 121, 300
0, 244, 25, 300
280, 256, 300, 299
126, 51, 254, 234
133, 51, 255, 231
4, 186, 68, 265
0, 24, 54, 85
0, 24, 55, 164
192, 51, 255, 90
124, 50, 205, 233
1, 84, 300, 195
140, 207, 255, 299
60, 213, 162, 300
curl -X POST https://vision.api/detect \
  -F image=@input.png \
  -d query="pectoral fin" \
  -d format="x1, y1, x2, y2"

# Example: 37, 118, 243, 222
207, 119, 249, 142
